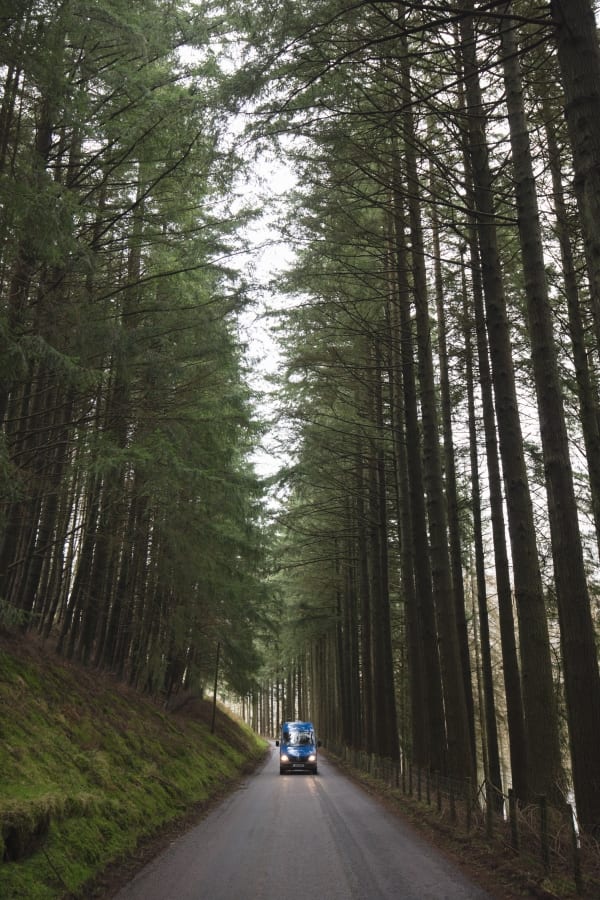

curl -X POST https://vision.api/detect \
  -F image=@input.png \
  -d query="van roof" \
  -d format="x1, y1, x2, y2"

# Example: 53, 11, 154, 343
282, 720, 313, 730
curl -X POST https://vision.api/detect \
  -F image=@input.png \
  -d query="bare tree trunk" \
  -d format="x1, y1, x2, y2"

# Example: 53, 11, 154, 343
369, 337, 400, 761
501, 5, 600, 828
391, 177, 447, 775
461, 247, 504, 805
460, 4, 563, 804
455, 38, 530, 797
431, 195, 477, 767
355, 450, 375, 755
543, 107, 600, 560
387, 285, 427, 768
552, 0, 600, 355
401, 48, 474, 782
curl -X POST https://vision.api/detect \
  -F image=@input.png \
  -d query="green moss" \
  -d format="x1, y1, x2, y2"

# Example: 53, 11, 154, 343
0, 639, 267, 899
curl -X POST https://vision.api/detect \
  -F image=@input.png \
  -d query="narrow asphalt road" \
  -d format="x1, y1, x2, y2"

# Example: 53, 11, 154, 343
113, 745, 491, 900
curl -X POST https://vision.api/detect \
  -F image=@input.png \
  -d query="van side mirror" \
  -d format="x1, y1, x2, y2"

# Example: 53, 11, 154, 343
317, 740, 322, 747
275, 740, 280, 746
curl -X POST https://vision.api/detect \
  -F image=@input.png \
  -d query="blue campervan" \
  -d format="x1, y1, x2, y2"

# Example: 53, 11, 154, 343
276, 720, 321, 775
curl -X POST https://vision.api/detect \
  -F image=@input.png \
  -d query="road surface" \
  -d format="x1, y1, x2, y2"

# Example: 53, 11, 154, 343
113, 744, 491, 899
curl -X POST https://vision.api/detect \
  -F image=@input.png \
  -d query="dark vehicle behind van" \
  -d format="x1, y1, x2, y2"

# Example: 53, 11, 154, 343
276, 721, 320, 775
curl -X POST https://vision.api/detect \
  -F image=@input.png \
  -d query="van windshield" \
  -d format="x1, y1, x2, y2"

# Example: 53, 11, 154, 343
287, 731, 314, 746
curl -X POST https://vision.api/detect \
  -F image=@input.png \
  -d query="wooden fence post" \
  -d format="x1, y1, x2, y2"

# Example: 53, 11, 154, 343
568, 803, 583, 895
465, 778, 472, 833
508, 789, 519, 851
485, 780, 494, 839
539, 795, 550, 873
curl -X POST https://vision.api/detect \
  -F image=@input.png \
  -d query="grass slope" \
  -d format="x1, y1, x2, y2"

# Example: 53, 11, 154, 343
0, 634, 267, 900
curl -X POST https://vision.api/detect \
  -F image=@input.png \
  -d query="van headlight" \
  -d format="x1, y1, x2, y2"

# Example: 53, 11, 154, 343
308, 754, 316, 762
280, 754, 289, 762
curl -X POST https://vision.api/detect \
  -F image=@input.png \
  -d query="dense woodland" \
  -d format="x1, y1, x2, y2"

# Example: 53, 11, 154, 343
0, 0, 272, 701
2, 0, 600, 833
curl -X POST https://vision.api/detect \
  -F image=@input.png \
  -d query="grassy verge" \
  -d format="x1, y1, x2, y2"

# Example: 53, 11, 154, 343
0, 634, 267, 900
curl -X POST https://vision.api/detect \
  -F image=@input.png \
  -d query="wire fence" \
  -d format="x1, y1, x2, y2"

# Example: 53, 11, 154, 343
326, 743, 600, 897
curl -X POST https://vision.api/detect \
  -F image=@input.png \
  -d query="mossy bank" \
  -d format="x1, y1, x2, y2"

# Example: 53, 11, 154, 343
0, 635, 267, 900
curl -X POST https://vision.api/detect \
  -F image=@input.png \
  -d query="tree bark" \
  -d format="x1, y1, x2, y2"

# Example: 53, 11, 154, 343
401, 49, 474, 782
391, 175, 448, 775
461, 247, 504, 805
460, 4, 563, 804
431, 194, 477, 767
501, 5, 600, 829
551, 0, 600, 354
544, 106, 600, 561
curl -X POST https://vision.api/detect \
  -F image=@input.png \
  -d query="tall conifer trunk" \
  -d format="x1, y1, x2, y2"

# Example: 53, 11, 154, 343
369, 337, 400, 761
551, 0, 600, 352
392, 170, 447, 775
500, 5, 600, 829
387, 283, 427, 768
544, 108, 600, 560
461, 250, 503, 805
355, 451, 375, 755
455, 38, 529, 798
431, 195, 477, 767
459, 4, 563, 804
400, 46, 474, 783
